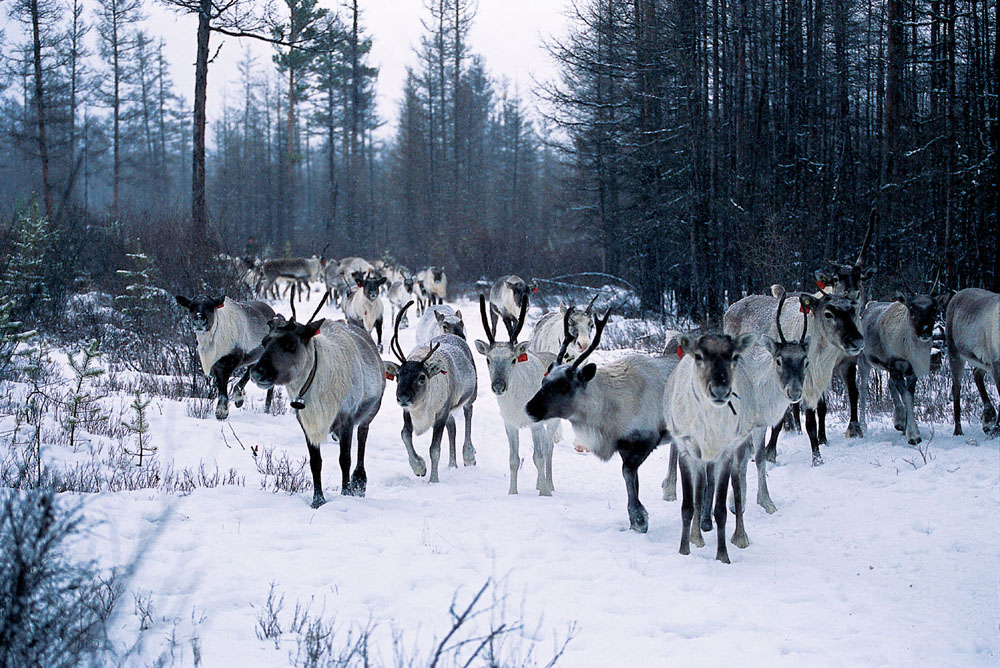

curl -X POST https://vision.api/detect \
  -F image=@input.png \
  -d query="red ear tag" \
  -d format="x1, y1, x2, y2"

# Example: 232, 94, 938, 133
517, 353, 528, 363
800, 305, 810, 314
385, 372, 395, 380
216, 302, 225, 309
816, 280, 827, 290
532, 286, 538, 293
676, 345, 684, 359
440, 370, 447, 375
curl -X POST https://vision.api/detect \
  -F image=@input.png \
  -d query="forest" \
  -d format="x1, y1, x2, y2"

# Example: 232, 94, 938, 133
1, 0, 996, 325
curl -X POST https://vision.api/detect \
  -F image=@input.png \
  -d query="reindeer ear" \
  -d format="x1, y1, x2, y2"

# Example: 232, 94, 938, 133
814, 269, 834, 286
578, 363, 597, 383
894, 290, 907, 303
861, 266, 876, 280
678, 334, 696, 357
435, 311, 445, 323
934, 291, 951, 311
384, 361, 399, 380
212, 296, 226, 309
378, 277, 387, 285
799, 294, 819, 313
734, 333, 757, 354
300, 319, 324, 339
175, 295, 192, 309
761, 335, 778, 356
454, 309, 462, 321
424, 360, 445, 377
514, 341, 531, 357
474, 340, 490, 355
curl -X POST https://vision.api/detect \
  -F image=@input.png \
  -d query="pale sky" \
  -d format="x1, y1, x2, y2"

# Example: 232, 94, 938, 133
123, 0, 570, 141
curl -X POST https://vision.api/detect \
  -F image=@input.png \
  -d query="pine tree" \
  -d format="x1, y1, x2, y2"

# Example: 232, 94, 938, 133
63, 339, 107, 450
123, 392, 154, 466
0, 295, 37, 382
114, 242, 158, 327
2, 205, 55, 323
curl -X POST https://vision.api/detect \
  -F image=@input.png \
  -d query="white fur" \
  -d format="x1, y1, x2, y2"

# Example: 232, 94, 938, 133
343, 288, 384, 334
404, 336, 477, 436
194, 298, 270, 376
529, 307, 594, 361
415, 305, 462, 345
948, 288, 1000, 372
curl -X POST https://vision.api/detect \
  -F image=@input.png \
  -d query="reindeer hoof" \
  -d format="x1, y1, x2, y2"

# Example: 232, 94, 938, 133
348, 471, 367, 497
766, 450, 777, 464
538, 487, 553, 497
983, 407, 998, 425
953, 426, 964, 436
310, 494, 326, 509
691, 533, 705, 548
759, 496, 777, 514
716, 550, 732, 564
463, 447, 476, 467
731, 531, 750, 549
663, 487, 677, 502
846, 422, 863, 438
215, 404, 229, 420
410, 459, 427, 477
629, 506, 649, 533
908, 436, 922, 446
679, 543, 690, 555
811, 454, 825, 467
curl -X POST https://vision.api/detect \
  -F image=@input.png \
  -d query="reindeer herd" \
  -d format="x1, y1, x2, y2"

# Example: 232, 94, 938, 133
181, 231, 999, 563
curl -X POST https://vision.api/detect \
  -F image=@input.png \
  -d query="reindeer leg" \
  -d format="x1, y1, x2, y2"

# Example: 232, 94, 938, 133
307, 442, 325, 508
948, 340, 965, 435
232, 368, 251, 408
462, 403, 476, 466
401, 412, 426, 477
446, 415, 458, 468
620, 437, 658, 533
265, 388, 274, 414
700, 460, 715, 532
428, 422, 445, 483
989, 363, 1000, 437
754, 429, 776, 513
816, 395, 829, 445
210, 354, 239, 420
679, 458, 695, 555
375, 317, 384, 353
766, 418, 784, 463
505, 424, 520, 495
892, 360, 921, 445
730, 449, 749, 548
888, 365, 907, 432
715, 463, 732, 563
662, 442, 678, 501
530, 424, 552, 496
845, 360, 863, 438
805, 407, 823, 466
975, 368, 998, 433
351, 423, 369, 496
689, 464, 705, 547
338, 422, 354, 495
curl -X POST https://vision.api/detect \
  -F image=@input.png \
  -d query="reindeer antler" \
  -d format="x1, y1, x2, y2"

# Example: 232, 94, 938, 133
391, 301, 413, 363
306, 291, 330, 325
504, 295, 529, 344
420, 341, 440, 364
289, 291, 297, 323
479, 294, 497, 345
555, 306, 576, 365
571, 310, 611, 370
584, 292, 599, 314
775, 289, 788, 344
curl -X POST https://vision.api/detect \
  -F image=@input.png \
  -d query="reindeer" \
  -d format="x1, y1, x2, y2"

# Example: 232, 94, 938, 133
419, 266, 447, 305
947, 288, 999, 438
525, 310, 677, 533
342, 272, 387, 352
664, 289, 810, 515
249, 294, 385, 507
664, 331, 758, 563
174, 294, 275, 420
259, 254, 325, 302
488, 275, 538, 335
384, 302, 478, 483
725, 288, 864, 466
387, 275, 418, 327
858, 271, 949, 445
799, 209, 878, 439
529, 295, 599, 364
475, 295, 559, 495
415, 305, 466, 344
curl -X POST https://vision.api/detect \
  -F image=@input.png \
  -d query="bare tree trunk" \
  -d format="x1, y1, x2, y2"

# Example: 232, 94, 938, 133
29, 0, 53, 219
191, 0, 211, 235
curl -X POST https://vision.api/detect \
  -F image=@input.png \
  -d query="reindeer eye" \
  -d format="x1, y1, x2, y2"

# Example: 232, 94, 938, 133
803, 359, 810, 368
694, 354, 704, 363
486, 359, 491, 366
824, 311, 834, 319
775, 358, 782, 367
511, 359, 516, 366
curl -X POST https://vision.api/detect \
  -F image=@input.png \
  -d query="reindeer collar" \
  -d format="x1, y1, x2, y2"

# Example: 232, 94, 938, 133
291, 344, 319, 410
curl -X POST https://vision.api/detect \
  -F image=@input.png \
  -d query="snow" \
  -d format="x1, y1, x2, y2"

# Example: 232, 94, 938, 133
11, 290, 1000, 666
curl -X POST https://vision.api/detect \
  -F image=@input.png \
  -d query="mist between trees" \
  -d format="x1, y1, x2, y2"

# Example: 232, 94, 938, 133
2, 0, 996, 323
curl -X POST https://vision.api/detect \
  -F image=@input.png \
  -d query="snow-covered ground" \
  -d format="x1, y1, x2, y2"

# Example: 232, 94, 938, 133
13, 291, 1000, 666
